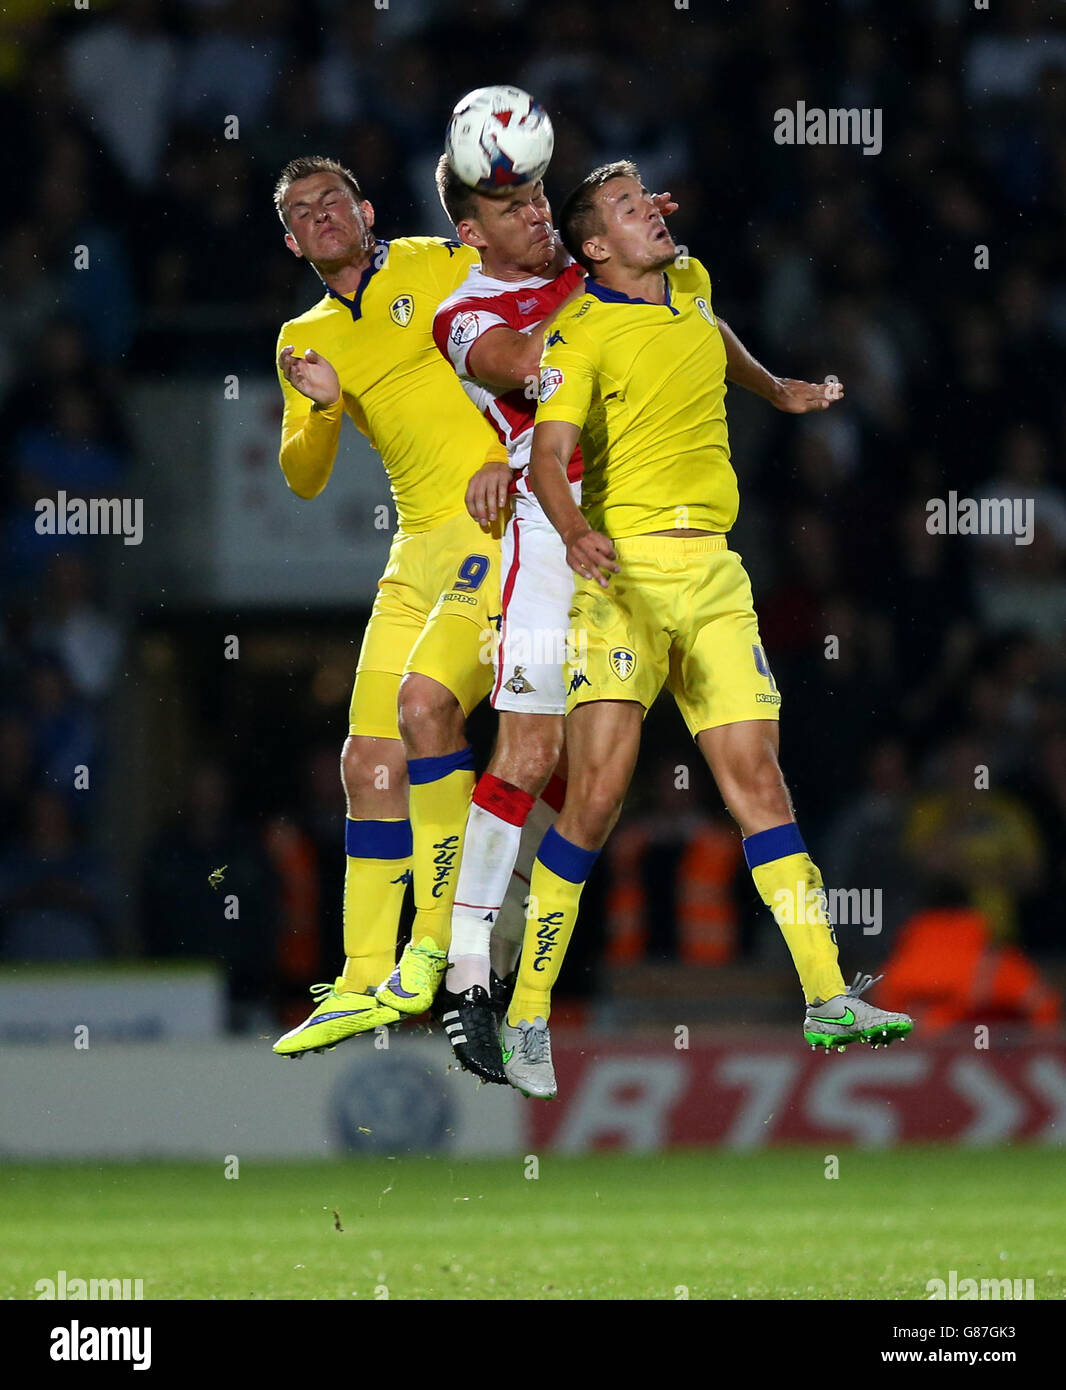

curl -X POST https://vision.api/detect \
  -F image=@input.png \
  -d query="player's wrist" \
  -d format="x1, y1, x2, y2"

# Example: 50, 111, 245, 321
311, 394, 341, 411
562, 520, 592, 547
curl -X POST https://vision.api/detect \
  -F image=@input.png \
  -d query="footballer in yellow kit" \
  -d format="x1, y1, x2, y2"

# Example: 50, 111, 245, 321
497, 162, 912, 1098
277, 237, 503, 735
271, 156, 510, 1057
537, 249, 771, 737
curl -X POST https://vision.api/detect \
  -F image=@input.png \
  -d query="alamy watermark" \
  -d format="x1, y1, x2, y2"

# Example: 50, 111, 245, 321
36, 1269, 144, 1300
773, 882, 882, 935
774, 101, 882, 156
926, 492, 1033, 546
35, 491, 143, 546
479, 623, 589, 669
35, 1273, 143, 1301
50, 1322, 151, 1371
926, 1270, 1034, 1301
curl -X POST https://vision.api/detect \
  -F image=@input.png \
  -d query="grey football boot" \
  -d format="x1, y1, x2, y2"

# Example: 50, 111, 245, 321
501, 1015, 557, 1098
804, 972, 914, 1052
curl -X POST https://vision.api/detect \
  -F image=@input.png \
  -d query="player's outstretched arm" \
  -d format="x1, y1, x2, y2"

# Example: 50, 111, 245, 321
529, 419, 619, 588
717, 318, 844, 412
277, 344, 343, 498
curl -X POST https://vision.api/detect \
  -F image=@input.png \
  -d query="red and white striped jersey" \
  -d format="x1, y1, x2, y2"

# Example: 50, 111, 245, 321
433, 258, 585, 481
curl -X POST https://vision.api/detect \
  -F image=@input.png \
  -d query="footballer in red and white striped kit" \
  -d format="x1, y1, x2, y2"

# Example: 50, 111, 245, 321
429, 153, 677, 1088
433, 208, 585, 720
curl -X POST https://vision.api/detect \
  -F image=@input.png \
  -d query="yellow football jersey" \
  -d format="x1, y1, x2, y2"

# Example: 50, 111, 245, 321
535, 257, 738, 538
277, 236, 506, 534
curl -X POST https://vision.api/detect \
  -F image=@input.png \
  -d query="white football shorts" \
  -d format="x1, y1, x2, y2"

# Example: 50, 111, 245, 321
491, 479, 580, 716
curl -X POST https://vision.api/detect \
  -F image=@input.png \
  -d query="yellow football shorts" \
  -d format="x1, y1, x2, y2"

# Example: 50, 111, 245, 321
564, 534, 781, 736
349, 508, 501, 739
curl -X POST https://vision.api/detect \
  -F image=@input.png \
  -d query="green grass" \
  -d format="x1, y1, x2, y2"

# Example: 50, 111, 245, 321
2, 1148, 1063, 1300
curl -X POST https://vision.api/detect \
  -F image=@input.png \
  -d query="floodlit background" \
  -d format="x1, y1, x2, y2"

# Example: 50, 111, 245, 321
1, 0, 1065, 1166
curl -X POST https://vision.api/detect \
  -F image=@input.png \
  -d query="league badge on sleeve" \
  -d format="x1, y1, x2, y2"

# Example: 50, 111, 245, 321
539, 367, 564, 402
451, 310, 481, 346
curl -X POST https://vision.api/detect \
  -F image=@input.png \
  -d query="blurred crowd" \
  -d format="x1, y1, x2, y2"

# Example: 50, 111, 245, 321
1, 0, 1064, 1026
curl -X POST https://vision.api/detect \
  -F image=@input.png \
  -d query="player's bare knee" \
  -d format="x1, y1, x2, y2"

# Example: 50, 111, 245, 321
725, 756, 792, 827
341, 736, 406, 810
569, 777, 624, 845
493, 720, 564, 794
341, 738, 369, 797
530, 733, 565, 789
751, 754, 791, 817
397, 674, 465, 755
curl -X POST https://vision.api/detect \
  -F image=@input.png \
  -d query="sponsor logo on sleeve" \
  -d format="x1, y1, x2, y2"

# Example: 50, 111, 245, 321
539, 367, 564, 402
451, 310, 482, 346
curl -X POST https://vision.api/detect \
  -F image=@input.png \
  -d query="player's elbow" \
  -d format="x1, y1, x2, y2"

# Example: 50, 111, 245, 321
521, 341, 545, 384
280, 464, 326, 500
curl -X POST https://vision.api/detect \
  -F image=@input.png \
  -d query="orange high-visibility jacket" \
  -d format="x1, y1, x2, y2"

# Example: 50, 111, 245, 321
878, 906, 1061, 1032
606, 820, 742, 965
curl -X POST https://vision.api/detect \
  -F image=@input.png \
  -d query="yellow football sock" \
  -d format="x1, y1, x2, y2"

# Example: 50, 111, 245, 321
339, 818, 411, 993
744, 823, 846, 1004
407, 748, 476, 953
508, 827, 598, 1025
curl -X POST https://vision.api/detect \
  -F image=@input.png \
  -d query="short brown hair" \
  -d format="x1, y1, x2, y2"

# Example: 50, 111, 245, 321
274, 156, 363, 229
435, 153, 481, 228
559, 160, 641, 273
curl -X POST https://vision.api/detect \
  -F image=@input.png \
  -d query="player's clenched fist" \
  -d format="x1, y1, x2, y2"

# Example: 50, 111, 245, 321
564, 526, 620, 588
279, 345, 341, 407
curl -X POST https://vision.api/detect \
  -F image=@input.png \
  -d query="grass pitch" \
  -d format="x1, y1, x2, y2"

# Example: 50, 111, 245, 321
2, 1147, 1063, 1300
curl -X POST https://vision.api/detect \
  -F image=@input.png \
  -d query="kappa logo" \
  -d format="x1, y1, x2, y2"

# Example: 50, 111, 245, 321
539, 367, 564, 402
695, 297, 715, 326
450, 310, 481, 345
390, 294, 414, 327
568, 670, 591, 694
504, 665, 537, 694
609, 647, 637, 681
545, 329, 566, 348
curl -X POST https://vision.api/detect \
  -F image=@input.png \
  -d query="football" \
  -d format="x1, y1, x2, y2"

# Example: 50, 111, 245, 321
445, 85, 554, 191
